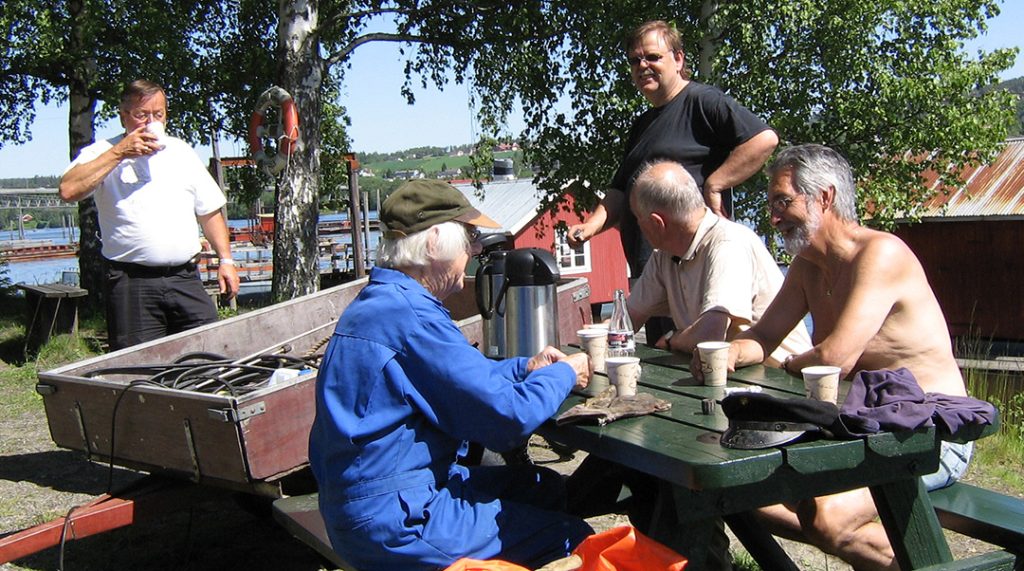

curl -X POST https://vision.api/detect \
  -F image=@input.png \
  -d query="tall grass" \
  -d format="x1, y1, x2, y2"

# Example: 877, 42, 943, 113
956, 331, 1024, 493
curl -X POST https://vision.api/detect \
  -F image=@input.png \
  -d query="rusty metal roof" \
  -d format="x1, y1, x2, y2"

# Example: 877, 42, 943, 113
915, 138, 1024, 219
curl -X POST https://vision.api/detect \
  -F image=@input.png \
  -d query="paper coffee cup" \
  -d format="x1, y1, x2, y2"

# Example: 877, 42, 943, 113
606, 356, 640, 397
577, 328, 608, 374
801, 365, 841, 404
146, 121, 167, 149
697, 341, 730, 387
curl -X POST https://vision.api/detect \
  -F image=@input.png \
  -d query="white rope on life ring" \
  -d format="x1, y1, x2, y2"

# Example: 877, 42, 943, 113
248, 86, 300, 176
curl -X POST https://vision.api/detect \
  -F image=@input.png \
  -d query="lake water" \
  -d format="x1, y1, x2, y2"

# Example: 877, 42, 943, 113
2, 213, 381, 287
2, 225, 81, 285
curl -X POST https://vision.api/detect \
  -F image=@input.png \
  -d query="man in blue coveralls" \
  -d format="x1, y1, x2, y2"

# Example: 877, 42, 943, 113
308, 179, 594, 570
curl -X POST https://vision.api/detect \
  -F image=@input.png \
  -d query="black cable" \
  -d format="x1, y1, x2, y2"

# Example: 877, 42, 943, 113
173, 351, 230, 363
106, 379, 166, 492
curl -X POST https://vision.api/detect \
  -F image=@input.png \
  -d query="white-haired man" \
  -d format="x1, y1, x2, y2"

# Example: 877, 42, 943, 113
703, 144, 970, 571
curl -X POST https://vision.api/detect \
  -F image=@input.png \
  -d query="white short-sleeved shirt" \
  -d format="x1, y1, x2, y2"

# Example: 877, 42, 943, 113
65, 134, 226, 266
627, 208, 812, 365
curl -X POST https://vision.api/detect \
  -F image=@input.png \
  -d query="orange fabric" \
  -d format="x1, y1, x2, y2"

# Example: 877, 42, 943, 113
443, 526, 686, 571
574, 526, 687, 571
444, 559, 530, 571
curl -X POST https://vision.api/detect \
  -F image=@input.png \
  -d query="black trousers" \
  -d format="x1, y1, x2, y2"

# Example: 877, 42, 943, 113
104, 259, 218, 351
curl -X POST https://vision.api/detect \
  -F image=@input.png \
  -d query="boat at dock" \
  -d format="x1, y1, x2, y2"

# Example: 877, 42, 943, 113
0, 239, 78, 262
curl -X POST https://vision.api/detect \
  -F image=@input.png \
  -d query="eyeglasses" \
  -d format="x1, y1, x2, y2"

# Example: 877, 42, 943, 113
463, 225, 481, 244
767, 195, 802, 215
129, 109, 166, 121
627, 53, 669, 66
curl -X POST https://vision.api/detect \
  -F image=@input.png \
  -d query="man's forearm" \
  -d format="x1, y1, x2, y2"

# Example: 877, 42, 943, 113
673, 310, 730, 353
703, 129, 779, 193
59, 148, 125, 202
199, 209, 233, 259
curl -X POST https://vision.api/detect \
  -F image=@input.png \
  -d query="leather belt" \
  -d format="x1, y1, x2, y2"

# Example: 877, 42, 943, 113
106, 257, 199, 277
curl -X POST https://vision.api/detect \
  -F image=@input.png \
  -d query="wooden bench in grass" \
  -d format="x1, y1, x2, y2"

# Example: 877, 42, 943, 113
930, 482, 1024, 557
16, 283, 87, 354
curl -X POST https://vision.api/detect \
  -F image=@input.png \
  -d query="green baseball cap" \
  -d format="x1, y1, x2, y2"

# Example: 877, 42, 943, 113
381, 179, 501, 235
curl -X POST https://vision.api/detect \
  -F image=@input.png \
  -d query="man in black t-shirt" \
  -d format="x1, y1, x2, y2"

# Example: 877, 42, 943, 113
569, 20, 778, 283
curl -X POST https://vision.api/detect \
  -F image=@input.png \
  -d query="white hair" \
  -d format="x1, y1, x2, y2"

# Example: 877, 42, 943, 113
769, 144, 858, 222
376, 221, 469, 270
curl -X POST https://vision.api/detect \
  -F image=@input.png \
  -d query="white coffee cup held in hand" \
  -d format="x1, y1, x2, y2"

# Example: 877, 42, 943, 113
606, 356, 641, 397
697, 341, 731, 387
146, 121, 167, 150
576, 328, 608, 374
801, 365, 841, 405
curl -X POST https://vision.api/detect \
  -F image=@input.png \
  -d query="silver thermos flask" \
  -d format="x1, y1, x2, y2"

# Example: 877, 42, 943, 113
475, 249, 508, 358
496, 248, 560, 357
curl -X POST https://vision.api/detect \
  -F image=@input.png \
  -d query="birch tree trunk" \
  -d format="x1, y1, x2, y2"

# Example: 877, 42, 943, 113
272, 0, 324, 302
67, 0, 103, 314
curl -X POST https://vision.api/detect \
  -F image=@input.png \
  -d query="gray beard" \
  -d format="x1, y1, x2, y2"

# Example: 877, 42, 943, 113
783, 205, 821, 256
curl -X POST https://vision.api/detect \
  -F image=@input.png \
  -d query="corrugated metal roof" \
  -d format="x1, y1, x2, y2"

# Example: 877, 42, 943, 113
452, 179, 548, 233
916, 138, 1024, 219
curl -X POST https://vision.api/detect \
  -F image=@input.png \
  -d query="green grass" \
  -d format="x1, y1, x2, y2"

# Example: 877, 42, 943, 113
0, 295, 105, 417
966, 369, 1024, 493
731, 549, 762, 571
364, 150, 521, 176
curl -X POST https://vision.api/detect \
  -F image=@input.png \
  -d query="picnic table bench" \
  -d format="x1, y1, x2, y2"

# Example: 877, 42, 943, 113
16, 283, 88, 354
929, 482, 1024, 558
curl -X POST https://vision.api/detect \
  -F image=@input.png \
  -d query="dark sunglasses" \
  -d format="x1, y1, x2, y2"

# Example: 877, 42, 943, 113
627, 53, 669, 66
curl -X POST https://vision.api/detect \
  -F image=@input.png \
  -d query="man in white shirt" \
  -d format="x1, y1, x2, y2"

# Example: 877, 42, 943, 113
60, 79, 239, 350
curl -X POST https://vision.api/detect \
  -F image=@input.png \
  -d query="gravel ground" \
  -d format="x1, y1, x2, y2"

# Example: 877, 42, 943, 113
0, 363, 1008, 571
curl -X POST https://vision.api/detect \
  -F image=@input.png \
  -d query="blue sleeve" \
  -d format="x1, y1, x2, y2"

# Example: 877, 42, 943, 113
397, 318, 576, 452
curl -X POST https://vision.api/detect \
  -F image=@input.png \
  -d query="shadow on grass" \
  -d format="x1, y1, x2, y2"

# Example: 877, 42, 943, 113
0, 450, 142, 496
0, 335, 28, 366
4, 493, 330, 571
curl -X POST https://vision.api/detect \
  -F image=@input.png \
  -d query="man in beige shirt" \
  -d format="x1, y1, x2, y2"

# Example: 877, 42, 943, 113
627, 160, 811, 363
700, 144, 970, 571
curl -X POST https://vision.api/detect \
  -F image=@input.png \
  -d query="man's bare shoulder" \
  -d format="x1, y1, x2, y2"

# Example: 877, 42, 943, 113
853, 229, 920, 277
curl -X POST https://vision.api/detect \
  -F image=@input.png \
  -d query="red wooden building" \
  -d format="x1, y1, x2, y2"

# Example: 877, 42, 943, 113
892, 137, 1024, 342
452, 179, 630, 309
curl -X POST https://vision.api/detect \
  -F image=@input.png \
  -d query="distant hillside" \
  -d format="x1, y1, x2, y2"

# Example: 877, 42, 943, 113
0, 175, 60, 189
363, 150, 525, 179
356, 144, 475, 164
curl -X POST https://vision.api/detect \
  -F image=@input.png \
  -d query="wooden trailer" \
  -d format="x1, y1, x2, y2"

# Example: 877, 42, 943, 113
0, 276, 593, 564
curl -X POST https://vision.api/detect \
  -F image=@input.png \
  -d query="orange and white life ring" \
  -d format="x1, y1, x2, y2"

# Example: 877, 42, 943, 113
248, 86, 300, 175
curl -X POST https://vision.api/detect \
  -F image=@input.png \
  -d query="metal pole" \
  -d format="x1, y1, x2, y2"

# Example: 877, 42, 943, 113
17, 197, 25, 240
345, 154, 365, 277
362, 191, 371, 263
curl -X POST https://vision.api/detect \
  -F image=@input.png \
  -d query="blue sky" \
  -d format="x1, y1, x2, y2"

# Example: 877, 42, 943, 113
1, 4, 1021, 179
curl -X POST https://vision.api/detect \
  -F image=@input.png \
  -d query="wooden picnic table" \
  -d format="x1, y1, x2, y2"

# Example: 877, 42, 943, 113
538, 344, 1000, 571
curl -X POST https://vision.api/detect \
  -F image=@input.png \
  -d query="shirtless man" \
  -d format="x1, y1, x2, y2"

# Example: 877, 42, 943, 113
702, 144, 969, 571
